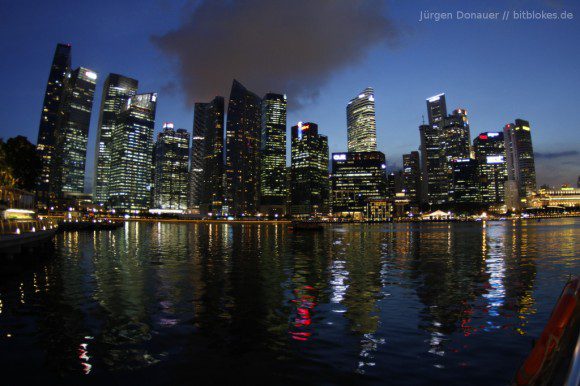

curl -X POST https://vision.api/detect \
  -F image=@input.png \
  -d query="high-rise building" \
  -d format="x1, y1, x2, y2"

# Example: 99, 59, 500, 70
347, 87, 377, 152
109, 93, 157, 211
450, 158, 480, 204
473, 132, 507, 205
402, 151, 421, 204
93, 74, 138, 206
189, 96, 225, 215
331, 152, 387, 218
419, 123, 446, 205
51, 67, 97, 196
387, 170, 404, 198
152, 123, 189, 210
427, 93, 447, 127
36, 43, 72, 204
504, 119, 537, 202
442, 108, 471, 162
260, 93, 288, 215
224, 80, 262, 216
290, 122, 329, 217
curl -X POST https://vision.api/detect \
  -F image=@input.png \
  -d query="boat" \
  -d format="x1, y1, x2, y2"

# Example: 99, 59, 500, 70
288, 221, 324, 231
513, 276, 579, 386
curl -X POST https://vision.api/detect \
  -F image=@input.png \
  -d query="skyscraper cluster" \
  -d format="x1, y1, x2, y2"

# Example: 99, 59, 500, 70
35, 43, 538, 218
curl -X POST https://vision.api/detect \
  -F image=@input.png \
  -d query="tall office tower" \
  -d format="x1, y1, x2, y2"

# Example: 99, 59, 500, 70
188, 96, 225, 215
419, 93, 449, 206
260, 93, 288, 215
224, 80, 262, 216
290, 122, 329, 217
109, 93, 157, 211
51, 67, 97, 196
427, 93, 447, 127
474, 132, 507, 205
442, 108, 471, 162
450, 158, 480, 204
331, 152, 387, 217
386, 169, 403, 198
93, 74, 138, 205
504, 119, 537, 201
152, 123, 189, 210
347, 87, 377, 152
36, 43, 72, 204
402, 151, 421, 204
419, 123, 446, 205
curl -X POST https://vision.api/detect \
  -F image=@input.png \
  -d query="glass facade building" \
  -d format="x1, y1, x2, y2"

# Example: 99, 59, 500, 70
152, 123, 189, 210
109, 93, 157, 211
290, 122, 329, 217
347, 87, 377, 153
474, 132, 507, 205
331, 152, 387, 217
450, 158, 480, 204
189, 96, 225, 215
36, 43, 72, 204
51, 67, 97, 196
93, 74, 138, 205
504, 119, 537, 201
260, 93, 288, 214
224, 80, 262, 216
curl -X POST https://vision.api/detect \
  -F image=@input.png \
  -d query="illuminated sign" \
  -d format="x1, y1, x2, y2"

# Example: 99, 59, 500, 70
486, 155, 504, 164
151, 93, 157, 102
427, 93, 444, 102
85, 71, 97, 80
333, 154, 347, 161
479, 134, 488, 140
488, 132, 500, 137
163, 122, 174, 129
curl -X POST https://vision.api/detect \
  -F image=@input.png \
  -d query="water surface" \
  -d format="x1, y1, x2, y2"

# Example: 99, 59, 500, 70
0, 219, 578, 385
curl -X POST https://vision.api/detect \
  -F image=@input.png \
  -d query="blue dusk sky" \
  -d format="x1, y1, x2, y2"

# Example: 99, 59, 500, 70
0, 0, 578, 189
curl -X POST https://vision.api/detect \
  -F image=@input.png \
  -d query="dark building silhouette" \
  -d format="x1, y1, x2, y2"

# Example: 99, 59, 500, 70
224, 80, 262, 216
450, 158, 480, 204
93, 74, 138, 206
403, 151, 421, 204
260, 93, 288, 216
36, 43, 72, 206
290, 122, 328, 217
189, 96, 225, 215
51, 67, 97, 196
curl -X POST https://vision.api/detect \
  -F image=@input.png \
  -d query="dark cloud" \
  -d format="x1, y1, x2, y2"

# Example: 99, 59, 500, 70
151, 0, 399, 107
535, 150, 579, 159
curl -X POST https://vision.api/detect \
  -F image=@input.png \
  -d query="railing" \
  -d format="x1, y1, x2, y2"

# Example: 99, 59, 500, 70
0, 219, 58, 236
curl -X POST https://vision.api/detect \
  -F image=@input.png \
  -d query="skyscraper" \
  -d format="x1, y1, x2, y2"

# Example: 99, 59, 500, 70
51, 67, 97, 196
402, 151, 421, 204
224, 80, 262, 216
331, 152, 387, 218
189, 96, 225, 215
152, 123, 189, 210
93, 74, 138, 206
260, 93, 288, 215
474, 132, 507, 205
347, 87, 377, 152
504, 119, 537, 202
290, 122, 329, 217
442, 108, 471, 162
109, 93, 157, 211
419, 123, 446, 205
36, 43, 71, 204
450, 158, 480, 204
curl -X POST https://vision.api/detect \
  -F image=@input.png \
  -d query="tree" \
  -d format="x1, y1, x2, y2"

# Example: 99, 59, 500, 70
0, 136, 41, 191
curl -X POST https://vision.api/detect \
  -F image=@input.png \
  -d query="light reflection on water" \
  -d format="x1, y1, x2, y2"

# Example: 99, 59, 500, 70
0, 219, 578, 385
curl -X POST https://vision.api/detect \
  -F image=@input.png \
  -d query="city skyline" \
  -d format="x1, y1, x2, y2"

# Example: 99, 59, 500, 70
1, 1, 579, 189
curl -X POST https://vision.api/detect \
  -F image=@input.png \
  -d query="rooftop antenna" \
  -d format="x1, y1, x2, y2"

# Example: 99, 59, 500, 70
422, 115, 425, 124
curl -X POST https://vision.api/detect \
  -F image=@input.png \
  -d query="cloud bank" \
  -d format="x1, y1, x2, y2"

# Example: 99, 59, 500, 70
152, 0, 398, 107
